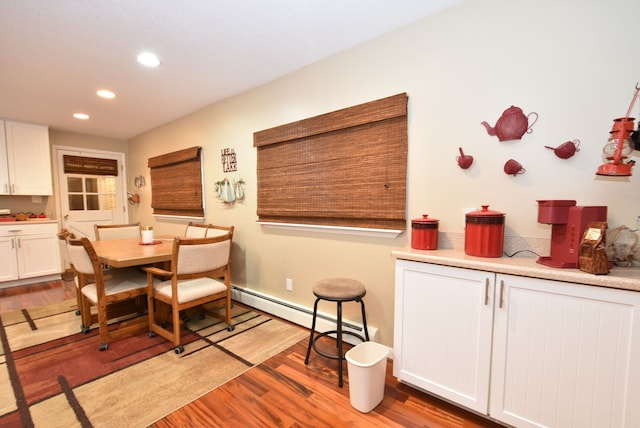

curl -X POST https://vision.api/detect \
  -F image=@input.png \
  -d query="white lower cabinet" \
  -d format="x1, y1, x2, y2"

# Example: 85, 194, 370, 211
0, 223, 61, 283
393, 259, 495, 413
0, 235, 19, 281
491, 273, 640, 428
394, 259, 640, 428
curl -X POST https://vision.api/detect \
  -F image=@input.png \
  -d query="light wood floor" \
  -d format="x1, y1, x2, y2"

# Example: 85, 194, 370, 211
0, 279, 505, 428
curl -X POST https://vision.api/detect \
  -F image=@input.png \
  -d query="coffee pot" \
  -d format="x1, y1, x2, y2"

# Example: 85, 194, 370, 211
481, 105, 538, 141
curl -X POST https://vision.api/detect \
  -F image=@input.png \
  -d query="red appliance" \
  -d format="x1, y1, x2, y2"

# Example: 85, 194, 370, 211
536, 200, 608, 268
465, 205, 505, 258
411, 214, 439, 250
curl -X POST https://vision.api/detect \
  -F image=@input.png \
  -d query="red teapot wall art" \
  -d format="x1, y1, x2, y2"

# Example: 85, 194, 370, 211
481, 105, 538, 141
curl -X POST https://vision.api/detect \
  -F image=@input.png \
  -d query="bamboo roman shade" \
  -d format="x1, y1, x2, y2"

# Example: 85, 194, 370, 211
148, 146, 205, 218
254, 93, 408, 231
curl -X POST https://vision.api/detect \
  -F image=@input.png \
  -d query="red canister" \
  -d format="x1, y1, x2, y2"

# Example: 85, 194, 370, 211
411, 214, 439, 250
465, 205, 505, 257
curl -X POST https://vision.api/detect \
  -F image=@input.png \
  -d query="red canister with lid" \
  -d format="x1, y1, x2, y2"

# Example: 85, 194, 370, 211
465, 205, 505, 257
411, 214, 439, 250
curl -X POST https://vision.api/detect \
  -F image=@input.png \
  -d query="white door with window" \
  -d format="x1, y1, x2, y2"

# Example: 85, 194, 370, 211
53, 147, 128, 239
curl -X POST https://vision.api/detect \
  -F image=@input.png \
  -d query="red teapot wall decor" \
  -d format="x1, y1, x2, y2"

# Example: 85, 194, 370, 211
481, 105, 538, 141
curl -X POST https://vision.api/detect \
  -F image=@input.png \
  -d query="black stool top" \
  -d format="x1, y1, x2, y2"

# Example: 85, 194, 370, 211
313, 278, 366, 301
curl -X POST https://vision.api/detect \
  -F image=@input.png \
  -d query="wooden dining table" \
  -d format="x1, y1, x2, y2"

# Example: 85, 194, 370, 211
91, 236, 174, 268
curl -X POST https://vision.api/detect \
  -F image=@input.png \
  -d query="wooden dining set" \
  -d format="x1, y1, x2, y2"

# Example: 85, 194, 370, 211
58, 222, 234, 354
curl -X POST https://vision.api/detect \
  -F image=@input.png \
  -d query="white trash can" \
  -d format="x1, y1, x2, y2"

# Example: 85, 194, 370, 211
345, 341, 388, 413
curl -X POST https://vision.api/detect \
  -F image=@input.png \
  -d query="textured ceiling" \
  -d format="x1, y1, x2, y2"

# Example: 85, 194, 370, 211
0, 0, 458, 139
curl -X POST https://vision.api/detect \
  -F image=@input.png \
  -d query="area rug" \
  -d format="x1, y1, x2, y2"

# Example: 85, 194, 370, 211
0, 299, 308, 427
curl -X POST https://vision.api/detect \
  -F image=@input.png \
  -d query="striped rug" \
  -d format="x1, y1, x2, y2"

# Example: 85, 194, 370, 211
0, 299, 308, 427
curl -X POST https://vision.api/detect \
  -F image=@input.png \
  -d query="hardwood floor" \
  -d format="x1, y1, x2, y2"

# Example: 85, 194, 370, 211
1, 279, 505, 428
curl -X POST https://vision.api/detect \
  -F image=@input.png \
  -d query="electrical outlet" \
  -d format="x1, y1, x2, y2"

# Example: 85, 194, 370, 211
286, 278, 293, 291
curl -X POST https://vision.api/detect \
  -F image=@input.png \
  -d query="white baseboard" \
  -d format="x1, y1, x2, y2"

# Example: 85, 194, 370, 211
231, 286, 379, 346
0, 273, 62, 289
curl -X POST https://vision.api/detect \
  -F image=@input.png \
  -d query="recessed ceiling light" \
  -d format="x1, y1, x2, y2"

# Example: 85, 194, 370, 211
137, 52, 161, 67
73, 113, 90, 120
97, 89, 116, 99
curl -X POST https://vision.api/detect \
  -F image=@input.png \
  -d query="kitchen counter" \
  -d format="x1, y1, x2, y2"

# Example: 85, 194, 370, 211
0, 219, 57, 225
23, 218, 57, 224
392, 247, 640, 293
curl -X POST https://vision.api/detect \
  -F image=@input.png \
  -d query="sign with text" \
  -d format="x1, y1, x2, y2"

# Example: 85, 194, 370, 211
63, 155, 118, 176
221, 148, 237, 172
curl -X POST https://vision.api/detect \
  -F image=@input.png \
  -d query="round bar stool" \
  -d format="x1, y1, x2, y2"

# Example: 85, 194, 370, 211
304, 278, 370, 387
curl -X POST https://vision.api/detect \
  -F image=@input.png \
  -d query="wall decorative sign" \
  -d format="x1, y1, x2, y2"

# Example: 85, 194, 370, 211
221, 148, 237, 172
63, 155, 118, 176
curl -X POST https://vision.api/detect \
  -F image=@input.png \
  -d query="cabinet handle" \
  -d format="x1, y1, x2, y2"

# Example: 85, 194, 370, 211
11, 184, 15, 194
11, 238, 15, 250
499, 279, 505, 308
484, 278, 490, 306
16, 237, 21, 249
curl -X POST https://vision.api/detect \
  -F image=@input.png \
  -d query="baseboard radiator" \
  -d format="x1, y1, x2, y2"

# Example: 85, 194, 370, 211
231, 286, 378, 345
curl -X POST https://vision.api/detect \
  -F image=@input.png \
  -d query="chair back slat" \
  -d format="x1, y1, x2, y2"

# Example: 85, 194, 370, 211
185, 222, 209, 238
94, 223, 141, 240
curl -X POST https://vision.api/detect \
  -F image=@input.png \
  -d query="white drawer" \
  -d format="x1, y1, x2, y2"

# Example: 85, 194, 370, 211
0, 222, 58, 236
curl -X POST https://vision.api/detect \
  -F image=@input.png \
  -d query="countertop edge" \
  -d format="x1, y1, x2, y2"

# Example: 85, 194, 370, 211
392, 248, 640, 293
0, 219, 58, 225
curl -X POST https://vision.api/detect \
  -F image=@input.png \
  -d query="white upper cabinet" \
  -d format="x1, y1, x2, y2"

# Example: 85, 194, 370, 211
0, 120, 53, 195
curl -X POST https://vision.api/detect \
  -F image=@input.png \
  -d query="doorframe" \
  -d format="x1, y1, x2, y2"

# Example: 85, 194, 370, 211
52, 145, 129, 232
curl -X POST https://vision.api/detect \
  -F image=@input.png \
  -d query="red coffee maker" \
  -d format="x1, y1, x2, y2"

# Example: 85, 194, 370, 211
536, 200, 608, 268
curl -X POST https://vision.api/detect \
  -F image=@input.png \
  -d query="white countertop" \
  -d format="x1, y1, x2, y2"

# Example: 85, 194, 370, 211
0, 219, 57, 225
392, 247, 640, 293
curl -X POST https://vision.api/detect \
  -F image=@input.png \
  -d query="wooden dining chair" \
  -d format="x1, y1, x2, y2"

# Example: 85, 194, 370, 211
145, 227, 234, 354
94, 222, 141, 240
57, 228, 85, 315
66, 236, 148, 351
184, 221, 210, 238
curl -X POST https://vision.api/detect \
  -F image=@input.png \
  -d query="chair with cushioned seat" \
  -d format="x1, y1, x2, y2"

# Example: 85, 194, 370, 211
66, 236, 148, 351
145, 228, 234, 354
57, 228, 82, 314
304, 278, 370, 387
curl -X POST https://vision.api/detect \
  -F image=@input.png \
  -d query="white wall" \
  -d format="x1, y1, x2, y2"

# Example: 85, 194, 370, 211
127, 0, 640, 346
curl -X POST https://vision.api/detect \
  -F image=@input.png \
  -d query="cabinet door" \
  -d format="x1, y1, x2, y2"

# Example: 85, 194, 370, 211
4, 121, 52, 195
0, 120, 9, 195
0, 236, 19, 281
394, 259, 495, 413
16, 234, 61, 278
491, 274, 640, 428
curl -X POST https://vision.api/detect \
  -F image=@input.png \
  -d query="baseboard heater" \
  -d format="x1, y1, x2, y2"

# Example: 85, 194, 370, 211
231, 286, 378, 345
